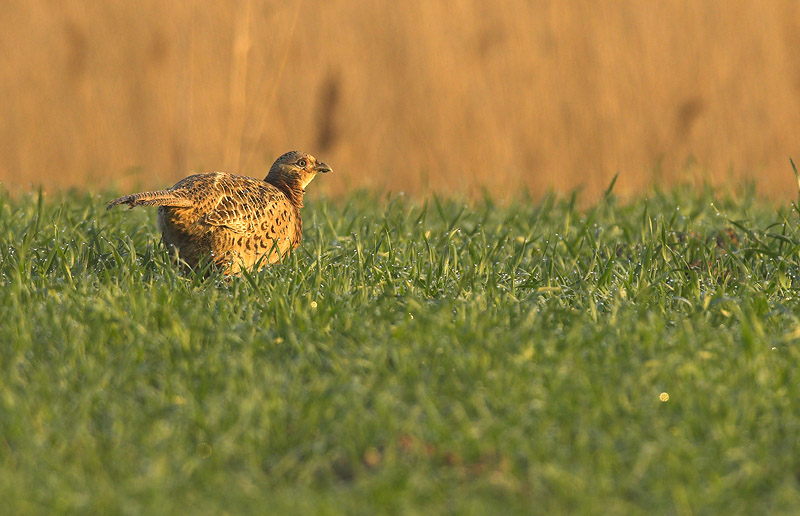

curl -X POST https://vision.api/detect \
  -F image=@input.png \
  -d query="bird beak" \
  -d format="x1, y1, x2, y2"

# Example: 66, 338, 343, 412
315, 162, 332, 174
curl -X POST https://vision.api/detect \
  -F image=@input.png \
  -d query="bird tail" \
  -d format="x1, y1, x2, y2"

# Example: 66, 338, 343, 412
106, 190, 194, 210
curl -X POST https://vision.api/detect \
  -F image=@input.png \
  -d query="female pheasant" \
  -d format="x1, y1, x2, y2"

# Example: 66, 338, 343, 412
107, 151, 331, 273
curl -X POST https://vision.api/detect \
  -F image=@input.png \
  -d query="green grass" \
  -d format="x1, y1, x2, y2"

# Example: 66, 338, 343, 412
2, 184, 800, 515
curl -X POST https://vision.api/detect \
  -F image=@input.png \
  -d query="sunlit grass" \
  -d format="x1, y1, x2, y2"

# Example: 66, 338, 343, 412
2, 185, 800, 515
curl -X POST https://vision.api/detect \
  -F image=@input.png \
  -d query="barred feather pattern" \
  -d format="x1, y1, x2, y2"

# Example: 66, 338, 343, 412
106, 189, 193, 209
106, 151, 330, 273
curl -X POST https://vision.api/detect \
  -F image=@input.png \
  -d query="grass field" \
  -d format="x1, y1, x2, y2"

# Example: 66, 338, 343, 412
2, 183, 800, 515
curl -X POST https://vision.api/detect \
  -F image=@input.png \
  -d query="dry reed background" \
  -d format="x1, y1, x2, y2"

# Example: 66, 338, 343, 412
1, 0, 799, 199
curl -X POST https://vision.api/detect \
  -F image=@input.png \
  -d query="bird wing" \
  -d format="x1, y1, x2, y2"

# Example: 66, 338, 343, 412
202, 180, 288, 235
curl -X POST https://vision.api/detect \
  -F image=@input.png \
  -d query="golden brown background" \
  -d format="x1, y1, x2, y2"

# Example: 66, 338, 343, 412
2, 1, 800, 198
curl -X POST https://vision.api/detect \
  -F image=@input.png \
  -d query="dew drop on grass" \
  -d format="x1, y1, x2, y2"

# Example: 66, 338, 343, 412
197, 443, 212, 458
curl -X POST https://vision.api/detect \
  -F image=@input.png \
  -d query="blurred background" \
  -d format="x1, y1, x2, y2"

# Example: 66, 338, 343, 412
1, 0, 799, 199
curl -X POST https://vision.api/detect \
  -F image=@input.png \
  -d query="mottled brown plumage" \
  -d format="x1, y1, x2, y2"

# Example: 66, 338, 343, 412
107, 151, 331, 273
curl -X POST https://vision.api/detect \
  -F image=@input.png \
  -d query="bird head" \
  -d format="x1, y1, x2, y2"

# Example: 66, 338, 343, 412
266, 151, 331, 190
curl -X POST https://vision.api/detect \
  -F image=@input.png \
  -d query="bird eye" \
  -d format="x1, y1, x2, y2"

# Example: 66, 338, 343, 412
297, 159, 307, 168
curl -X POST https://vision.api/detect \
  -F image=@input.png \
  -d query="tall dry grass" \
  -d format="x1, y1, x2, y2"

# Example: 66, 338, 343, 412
1, 0, 799, 198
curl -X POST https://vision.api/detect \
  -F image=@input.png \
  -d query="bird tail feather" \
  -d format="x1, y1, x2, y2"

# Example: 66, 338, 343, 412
106, 190, 193, 210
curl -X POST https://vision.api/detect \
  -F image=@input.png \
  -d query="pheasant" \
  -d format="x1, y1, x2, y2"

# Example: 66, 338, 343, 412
107, 151, 331, 273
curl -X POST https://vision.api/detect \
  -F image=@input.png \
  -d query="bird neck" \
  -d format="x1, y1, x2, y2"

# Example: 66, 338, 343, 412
266, 172, 305, 207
